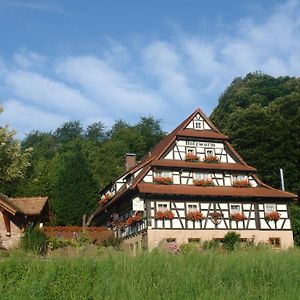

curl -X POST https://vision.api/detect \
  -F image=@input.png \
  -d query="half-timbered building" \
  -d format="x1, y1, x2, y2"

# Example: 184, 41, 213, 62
89, 108, 296, 250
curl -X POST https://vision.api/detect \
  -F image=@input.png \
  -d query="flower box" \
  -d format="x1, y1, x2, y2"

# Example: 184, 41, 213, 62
193, 179, 215, 187
230, 212, 247, 222
265, 211, 281, 222
155, 210, 174, 220
185, 153, 199, 162
203, 155, 220, 163
186, 210, 204, 221
232, 180, 251, 188
153, 176, 173, 185
126, 212, 144, 226
98, 193, 113, 206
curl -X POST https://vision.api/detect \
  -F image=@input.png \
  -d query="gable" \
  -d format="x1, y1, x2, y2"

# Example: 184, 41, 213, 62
185, 113, 212, 130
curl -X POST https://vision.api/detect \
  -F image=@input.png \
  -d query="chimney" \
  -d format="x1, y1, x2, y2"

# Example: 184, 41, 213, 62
125, 153, 136, 171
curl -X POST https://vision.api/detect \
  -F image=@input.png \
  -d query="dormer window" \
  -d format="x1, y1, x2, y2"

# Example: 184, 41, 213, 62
186, 147, 196, 155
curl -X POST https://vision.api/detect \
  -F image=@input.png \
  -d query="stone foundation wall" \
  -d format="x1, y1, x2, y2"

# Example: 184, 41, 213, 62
147, 229, 294, 250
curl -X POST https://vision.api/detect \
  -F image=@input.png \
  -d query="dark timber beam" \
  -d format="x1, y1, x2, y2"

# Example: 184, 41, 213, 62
2, 211, 11, 236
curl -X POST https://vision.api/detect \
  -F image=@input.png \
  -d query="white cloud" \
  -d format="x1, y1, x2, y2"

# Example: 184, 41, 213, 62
1, 0, 300, 137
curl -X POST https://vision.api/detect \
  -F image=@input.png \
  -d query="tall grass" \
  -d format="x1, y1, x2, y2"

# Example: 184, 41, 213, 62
0, 248, 300, 299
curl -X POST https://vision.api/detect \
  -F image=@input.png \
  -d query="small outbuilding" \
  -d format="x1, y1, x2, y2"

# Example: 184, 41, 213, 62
0, 195, 50, 249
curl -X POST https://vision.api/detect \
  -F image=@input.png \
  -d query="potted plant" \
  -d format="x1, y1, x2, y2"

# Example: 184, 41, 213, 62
193, 179, 215, 187
232, 180, 251, 188
203, 155, 220, 163
126, 212, 144, 226
185, 153, 199, 162
155, 210, 174, 220
265, 211, 281, 222
153, 176, 173, 185
230, 212, 247, 222
98, 193, 113, 206
186, 210, 204, 221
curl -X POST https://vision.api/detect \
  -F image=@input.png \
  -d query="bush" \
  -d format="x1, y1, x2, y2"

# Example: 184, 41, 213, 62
21, 227, 48, 255
102, 237, 122, 249
223, 231, 240, 251
202, 240, 221, 251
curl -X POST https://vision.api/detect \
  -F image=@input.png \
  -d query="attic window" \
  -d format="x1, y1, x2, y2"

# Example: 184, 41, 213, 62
186, 147, 196, 155
194, 121, 202, 130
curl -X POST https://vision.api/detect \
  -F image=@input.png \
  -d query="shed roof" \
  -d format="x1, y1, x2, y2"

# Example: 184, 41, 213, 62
0, 196, 48, 216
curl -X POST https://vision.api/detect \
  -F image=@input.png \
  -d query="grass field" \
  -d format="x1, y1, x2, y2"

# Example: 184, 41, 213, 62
0, 248, 300, 300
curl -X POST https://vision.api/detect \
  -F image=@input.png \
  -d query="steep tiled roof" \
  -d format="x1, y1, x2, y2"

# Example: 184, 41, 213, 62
150, 160, 256, 172
137, 183, 296, 199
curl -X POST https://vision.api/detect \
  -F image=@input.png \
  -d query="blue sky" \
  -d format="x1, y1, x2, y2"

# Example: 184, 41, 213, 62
0, 0, 299, 138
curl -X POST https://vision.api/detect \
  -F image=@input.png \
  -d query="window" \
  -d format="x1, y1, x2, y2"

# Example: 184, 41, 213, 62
205, 148, 215, 157
269, 237, 281, 248
188, 238, 201, 243
194, 121, 202, 129
155, 171, 172, 178
193, 172, 211, 180
230, 204, 241, 214
186, 147, 196, 155
233, 175, 248, 181
265, 204, 275, 212
166, 238, 176, 243
157, 202, 169, 211
187, 204, 198, 212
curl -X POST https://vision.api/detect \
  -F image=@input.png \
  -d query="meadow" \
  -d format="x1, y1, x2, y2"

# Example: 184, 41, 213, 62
0, 248, 300, 300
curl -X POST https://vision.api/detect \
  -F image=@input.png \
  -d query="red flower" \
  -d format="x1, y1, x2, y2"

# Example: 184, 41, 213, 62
186, 210, 204, 221
155, 210, 174, 220
203, 155, 219, 163
185, 153, 199, 162
153, 176, 173, 185
230, 212, 247, 222
193, 179, 215, 187
232, 180, 251, 188
265, 211, 281, 221
126, 212, 144, 226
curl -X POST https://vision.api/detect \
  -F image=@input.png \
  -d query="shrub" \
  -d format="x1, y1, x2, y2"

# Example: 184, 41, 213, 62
202, 240, 221, 251
21, 227, 48, 255
223, 231, 240, 251
102, 237, 122, 249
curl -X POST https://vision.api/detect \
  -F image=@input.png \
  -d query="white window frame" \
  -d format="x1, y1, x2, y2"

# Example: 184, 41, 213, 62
205, 148, 215, 157
232, 174, 248, 182
193, 172, 211, 180
194, 120, 202, 130
157, 202, 170, 212
155, 171, 172, 178
230, 204, 241, 214
187, 203, 199, 212
265, 204, 276, 213
186, 147, 196, 155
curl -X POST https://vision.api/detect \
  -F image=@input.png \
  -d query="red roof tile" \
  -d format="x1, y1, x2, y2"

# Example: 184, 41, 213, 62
137, 183, 296, 199
177, 129, 228, 140
151, 160, 256, 172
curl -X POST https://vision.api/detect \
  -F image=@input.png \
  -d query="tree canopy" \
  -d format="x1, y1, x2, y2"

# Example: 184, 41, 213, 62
211, 72, 300, 194
0, 106, 31, 194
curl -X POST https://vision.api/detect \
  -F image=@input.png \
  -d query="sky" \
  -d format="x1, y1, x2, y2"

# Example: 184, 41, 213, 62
0, 0, 300, 138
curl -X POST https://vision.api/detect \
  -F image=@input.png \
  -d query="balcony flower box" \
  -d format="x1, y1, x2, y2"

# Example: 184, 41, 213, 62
203, 155, 220, 163
98, 193, 113, 206
155, 210, 174, 220
126, 212, 144, 226
186, 210, 204, 221
153, 176, 173, 185
230, 212, 247, 222
193, 179, 215, 187
265, 211, 281, 222
185, 153, 199, 162
232, 180, 252, 188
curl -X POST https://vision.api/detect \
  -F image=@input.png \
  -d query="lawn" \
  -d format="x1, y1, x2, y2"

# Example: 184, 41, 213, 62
1, 248, 300, 300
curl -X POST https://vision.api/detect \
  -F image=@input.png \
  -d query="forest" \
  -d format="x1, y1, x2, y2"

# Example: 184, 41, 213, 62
1, 72, 300, 234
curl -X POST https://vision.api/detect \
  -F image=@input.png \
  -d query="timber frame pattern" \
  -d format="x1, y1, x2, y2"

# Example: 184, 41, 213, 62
90, 108, 297, 249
